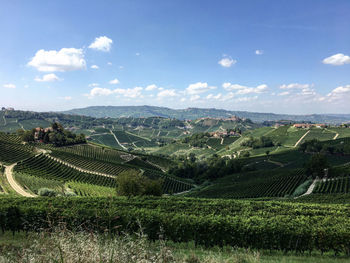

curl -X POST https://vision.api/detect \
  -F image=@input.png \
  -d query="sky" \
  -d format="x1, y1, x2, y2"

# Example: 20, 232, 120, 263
1, 0, 350, 114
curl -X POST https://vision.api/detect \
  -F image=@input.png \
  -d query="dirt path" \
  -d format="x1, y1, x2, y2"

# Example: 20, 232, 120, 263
220, 138, 224, 145
47, 155, 115, 178
294, 130, 310, 147
5, 164, 36, 197
2, 115, 6, 126
333, 133, 339, 140
297, 178, 320, 198
109, 129, 127, 150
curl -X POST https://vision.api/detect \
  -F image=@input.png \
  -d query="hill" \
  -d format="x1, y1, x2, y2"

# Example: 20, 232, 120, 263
63, 105, 350, 124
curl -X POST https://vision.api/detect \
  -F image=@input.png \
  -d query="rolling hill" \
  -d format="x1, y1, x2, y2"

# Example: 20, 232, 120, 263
63, 105, 350, 124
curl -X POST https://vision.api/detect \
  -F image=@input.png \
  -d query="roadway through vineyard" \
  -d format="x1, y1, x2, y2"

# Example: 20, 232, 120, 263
5, 163, 36, 197
109, 129, 127, 150
294, 130, 310, 147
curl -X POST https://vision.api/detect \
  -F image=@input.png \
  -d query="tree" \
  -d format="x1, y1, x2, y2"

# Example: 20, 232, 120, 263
116, 170, 144, 197
305, 154, 329, 178
115, 170, 163, 197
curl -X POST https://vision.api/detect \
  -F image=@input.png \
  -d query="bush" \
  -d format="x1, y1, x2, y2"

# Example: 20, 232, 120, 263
38, 188, 57, 197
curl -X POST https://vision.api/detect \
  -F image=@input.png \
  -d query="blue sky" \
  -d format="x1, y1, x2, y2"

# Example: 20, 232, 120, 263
1, 0, 350, 114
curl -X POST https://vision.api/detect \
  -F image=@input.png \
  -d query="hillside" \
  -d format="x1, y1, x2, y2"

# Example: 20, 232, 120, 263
63, 105, 350, 124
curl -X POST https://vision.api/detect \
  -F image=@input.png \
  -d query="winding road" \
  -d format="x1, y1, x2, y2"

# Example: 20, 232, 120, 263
110, 129, 127, 150
5, 164, 36, 197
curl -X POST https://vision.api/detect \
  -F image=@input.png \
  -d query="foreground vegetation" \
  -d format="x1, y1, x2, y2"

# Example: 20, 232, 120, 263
1, 197, 350, 255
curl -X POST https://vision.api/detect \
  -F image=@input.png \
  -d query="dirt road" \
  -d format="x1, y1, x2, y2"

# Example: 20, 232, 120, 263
5, 164, 36, 197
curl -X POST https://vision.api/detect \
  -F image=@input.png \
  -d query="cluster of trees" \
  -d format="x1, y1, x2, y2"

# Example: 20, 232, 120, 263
169, 154, 243, 183
241, 136, 275, 149
304, 153, 329, 178
116, 170, 163, 197
18, 122, 86, 146
181, 132, 210, 148
300, 139, 350, 155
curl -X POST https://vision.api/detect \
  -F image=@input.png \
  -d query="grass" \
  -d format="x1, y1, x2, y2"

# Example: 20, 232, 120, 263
0, 230, 349, 263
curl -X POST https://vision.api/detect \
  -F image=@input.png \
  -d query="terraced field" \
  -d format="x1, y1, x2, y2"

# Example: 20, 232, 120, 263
190, 168, 306, 198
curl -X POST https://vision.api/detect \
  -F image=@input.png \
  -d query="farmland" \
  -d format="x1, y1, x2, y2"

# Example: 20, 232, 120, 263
1, 111, 350, 260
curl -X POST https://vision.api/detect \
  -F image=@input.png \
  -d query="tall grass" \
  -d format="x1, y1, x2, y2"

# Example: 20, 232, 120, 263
0, 228, 260, 263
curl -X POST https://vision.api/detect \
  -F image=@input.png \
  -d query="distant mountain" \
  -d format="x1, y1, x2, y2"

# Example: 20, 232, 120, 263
63, 106, 350, 124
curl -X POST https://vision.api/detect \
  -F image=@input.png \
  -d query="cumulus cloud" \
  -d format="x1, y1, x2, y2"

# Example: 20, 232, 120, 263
186, 82, 216, 95
255, 50, 263, 55
326, 85, 350, 102
109, 78, 119, 85
88, 83, 99, 87
145, 84, 158, 91
218, 56, 237, 68
90, 65, 99, 69
157, 89, 178, 98
280, 83, 310, 89
206, 93, 222, 100
28, 48, 86, 72
236, 84, 268, 95
114, 87, 143, 98
88, 36, 113, 52
34, 73, 61, 82
3, 83, 16, 89
87, 86, 143, 99
323, 53, 350, 66
223, 83, 268, 94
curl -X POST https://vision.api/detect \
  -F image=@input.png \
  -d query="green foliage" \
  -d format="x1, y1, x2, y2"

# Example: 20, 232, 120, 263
116, 170, 163, 196
304, 154, 329, 178
290, 179, 313, 197
169, 155, 243, 183
20, 122, 86, 146
241, 136, 274, 149
38, 188, 57, 197
1, 197, 350, 254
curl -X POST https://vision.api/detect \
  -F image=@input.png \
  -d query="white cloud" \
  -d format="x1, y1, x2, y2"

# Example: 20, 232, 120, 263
34, 73, 61, 82
190, 95, 200, 101
24, 85, 29, 89
3, 83, 16, 89
255, 50, 263, 55
222, 92, 235, 101
223, 83, 268, 94
88, 36, 113, 52
280, 83, 310, 89
107, 62, 112, 66
88, 87, 115, 97
28, 48, 86, 72
186, 82, 216, 95
218, 57, 237, 68
135, 52, 140, 56
64, 96, 72, 100
109, 78, 119, 85
180, 98, 186, 102
326, 85, 350, 102
145, 84, 158, 91
236, 84, 268, 95
206, 93, 222, 100
223, 83, 248, 91
88, 83, 99, 87
157, 89, 178, 98
114, 87, 143, 98
86, 86, 143, 99
235, 96, 258, 102
91, 65, 99, 69
323, 53, 350, 66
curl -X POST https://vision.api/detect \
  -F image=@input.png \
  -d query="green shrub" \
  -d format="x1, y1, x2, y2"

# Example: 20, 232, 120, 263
38, 188, 57, 197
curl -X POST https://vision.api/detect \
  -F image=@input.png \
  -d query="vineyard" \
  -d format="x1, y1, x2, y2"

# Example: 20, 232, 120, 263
1, 197, 350, 254
0, 133, 34, 164
313, 177, 350, 194
14, 154, 118, 188
190, 169, 307, 198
